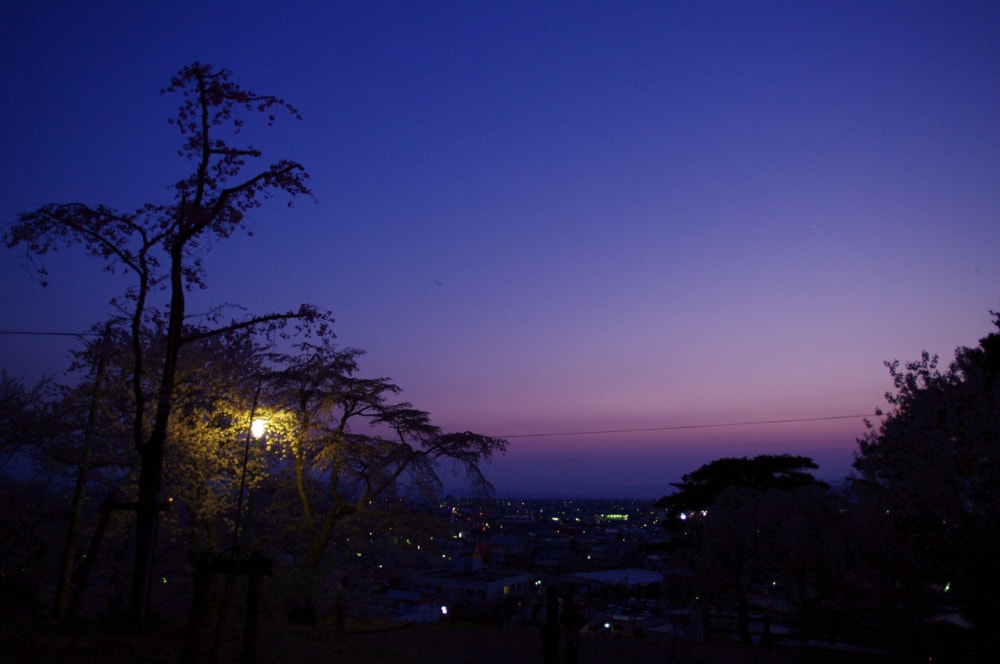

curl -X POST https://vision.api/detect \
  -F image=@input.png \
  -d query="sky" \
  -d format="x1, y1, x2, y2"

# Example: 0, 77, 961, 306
2, 1, 998, 497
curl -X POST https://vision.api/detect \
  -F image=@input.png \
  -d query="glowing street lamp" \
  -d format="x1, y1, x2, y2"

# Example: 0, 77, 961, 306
250, 418, 267, 440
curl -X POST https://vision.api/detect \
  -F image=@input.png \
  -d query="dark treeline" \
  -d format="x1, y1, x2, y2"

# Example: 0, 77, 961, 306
653, 314, 1000, 661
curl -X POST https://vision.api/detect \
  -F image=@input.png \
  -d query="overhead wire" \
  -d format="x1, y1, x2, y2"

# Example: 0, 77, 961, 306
0, 330, 99, 337
495, 413, 872, 439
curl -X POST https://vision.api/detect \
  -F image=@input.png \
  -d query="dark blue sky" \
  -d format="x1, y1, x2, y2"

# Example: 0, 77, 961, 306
2, 2, 999, 496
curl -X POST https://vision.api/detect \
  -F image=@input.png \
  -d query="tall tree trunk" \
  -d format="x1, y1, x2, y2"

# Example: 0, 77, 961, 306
129, 243, 185, 626
130, 443, 164, 624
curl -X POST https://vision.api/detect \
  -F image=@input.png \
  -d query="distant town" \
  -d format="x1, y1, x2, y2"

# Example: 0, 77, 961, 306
382, 496, 690, 637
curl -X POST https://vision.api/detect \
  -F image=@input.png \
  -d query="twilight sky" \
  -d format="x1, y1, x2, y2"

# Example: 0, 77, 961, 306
2, 2, 998, 497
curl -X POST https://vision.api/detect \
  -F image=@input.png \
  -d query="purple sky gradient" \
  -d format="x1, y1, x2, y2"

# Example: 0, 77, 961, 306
2, 2, 998, 496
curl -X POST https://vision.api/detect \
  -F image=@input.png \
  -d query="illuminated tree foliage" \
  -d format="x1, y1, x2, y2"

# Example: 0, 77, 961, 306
162, 322, 269, 552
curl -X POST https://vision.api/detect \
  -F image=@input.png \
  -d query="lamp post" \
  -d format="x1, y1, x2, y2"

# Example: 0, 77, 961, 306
190, 386, 274, 664
232, 417, 266, 551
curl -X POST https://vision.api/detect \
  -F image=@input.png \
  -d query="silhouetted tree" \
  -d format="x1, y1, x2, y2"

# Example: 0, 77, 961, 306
853, 313, 1000, 653
657, 454, 828, 518
658, 455, 830, 643
4, 62, 324, 625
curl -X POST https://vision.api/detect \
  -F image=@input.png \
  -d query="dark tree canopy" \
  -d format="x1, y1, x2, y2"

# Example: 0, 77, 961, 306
654, 454, 833, 645
852, 313, 1000, 642
657, 453, 828, 515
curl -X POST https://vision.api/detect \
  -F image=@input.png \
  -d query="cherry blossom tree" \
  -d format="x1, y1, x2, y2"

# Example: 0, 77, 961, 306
5, 63, 326, 625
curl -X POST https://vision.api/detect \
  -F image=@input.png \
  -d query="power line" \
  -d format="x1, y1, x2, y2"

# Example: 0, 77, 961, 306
496, 413, 871, 439
0, 330, 98, 337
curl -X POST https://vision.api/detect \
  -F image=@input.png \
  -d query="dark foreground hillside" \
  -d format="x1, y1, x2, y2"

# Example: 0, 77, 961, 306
2, 615, 890, 664
344, 621, 888, 664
